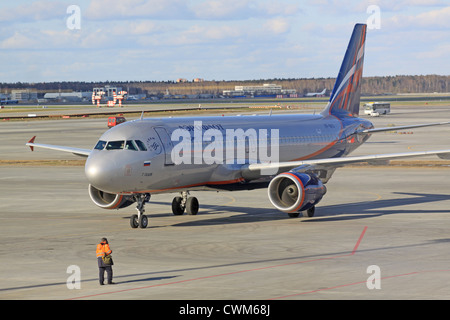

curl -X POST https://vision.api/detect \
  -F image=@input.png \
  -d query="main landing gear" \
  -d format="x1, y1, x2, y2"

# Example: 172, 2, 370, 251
171, 191, 199, 216
129, 192, 200, 229
287, 206, 315, 218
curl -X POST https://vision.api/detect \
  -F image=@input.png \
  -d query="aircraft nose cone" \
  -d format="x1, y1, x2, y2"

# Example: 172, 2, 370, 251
85, 156, 117, 192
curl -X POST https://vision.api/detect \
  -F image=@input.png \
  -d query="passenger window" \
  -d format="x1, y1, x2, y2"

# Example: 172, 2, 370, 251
135, 140, 147, 151
106, 141, 124, 150
125, 140, 138, 151
94, 140, 106, 150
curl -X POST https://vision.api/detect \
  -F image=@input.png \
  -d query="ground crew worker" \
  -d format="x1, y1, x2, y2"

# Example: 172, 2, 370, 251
96, 237, 114, 285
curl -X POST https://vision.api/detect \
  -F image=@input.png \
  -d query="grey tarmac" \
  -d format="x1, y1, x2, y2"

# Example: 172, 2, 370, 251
1, 105, 450, 300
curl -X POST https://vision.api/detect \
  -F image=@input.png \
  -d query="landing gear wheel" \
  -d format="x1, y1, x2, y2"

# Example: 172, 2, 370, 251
288, 212, 300, 218
186, 197, 199, 215
132, 193, 151, 229
139, 215, 148, 228
130, 214, 139, 228
306, 206, 315, 217
172, 196, 185, 215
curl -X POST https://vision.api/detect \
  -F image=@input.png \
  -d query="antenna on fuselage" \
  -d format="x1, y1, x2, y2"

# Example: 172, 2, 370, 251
140, 111, 144, 120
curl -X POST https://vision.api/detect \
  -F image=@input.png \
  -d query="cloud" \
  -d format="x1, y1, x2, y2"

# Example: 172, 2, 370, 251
192, 0, 299, 20
0, 31, 39, 49
126, 21, 167, 35
85, 0, 193, 20
264, 18, 291, 35
0, 1, 67, 23
170, 24, 244, 46
192, 0, 253, 19
416, 42, 450, 61
412, 5, 450, 28
85, 0, 300, 21
310, 0, 448, 13
0, 0, 447, 82
385, 6, 450, 30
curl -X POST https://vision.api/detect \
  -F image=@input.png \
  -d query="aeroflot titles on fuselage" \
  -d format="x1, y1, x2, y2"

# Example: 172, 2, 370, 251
170, 120, 280, 166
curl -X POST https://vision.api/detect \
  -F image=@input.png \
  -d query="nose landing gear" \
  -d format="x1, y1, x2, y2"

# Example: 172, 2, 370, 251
130, 193, 150, 229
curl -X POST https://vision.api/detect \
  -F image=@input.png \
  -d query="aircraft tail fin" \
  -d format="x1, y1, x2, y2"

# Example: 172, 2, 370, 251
322, 23, 367, 117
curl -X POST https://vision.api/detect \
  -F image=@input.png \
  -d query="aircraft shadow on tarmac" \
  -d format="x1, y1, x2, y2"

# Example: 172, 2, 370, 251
126, 192, 450, 227
113, 275, 178, 285
0, 275, 180, 293
313, 191, 450, 222
3, 193, 449, 294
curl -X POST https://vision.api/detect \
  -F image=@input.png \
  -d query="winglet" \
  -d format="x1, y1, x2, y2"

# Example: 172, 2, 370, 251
27, 136, 36, 151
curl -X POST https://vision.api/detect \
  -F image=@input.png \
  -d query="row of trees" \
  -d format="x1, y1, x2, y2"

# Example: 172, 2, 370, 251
1, 75, 448, 96
125, 75, 450, 96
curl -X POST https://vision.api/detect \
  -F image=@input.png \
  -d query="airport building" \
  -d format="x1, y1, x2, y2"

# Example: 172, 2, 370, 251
223, 83, 297, 98
11, 89, 38, 102
42, 85, 123, 103
43, 92, 92, 102
93, 85, 123, 99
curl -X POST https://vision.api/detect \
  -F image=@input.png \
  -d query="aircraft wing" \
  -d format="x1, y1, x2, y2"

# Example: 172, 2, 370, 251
243, 149, 450, 176
26, 136, 91, 157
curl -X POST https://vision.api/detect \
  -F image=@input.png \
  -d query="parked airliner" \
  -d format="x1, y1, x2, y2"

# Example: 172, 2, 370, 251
305, 88, 326, 97
27, 24, 450, 228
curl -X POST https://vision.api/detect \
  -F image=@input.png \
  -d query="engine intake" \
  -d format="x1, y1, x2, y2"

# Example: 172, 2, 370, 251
88, 184, 135, 210
268, 172, 326, 213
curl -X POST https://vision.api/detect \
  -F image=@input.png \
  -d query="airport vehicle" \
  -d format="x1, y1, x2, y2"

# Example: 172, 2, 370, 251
364, 102, 390, 116
107, 116, 126, 128
26, 24, 450, 229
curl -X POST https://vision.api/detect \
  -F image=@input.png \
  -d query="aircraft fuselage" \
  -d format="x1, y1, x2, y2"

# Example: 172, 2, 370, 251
85, 113, 374, 195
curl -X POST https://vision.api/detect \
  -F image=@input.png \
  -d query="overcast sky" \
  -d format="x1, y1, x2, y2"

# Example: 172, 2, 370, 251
0, 0, 448, 83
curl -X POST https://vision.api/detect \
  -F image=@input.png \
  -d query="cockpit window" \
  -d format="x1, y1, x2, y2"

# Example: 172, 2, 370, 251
94, 140, 106, 150
106, 141, 124, 150
125, 140, 138, 151
95, 140, 148, 151
135, 140, 147, 151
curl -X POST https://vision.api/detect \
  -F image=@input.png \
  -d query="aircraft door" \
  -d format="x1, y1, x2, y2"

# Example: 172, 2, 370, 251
154, 127, 174, 165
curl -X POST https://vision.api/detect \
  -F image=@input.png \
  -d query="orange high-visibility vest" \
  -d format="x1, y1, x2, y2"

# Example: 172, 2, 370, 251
96, 243, 112, 258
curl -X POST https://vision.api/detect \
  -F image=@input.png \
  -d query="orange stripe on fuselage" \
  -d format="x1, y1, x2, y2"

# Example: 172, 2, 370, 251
121, 177, 246, 194
291, 113, 344, 161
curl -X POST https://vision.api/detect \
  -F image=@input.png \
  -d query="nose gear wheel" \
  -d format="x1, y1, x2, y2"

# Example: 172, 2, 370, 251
130, 193, 150, 228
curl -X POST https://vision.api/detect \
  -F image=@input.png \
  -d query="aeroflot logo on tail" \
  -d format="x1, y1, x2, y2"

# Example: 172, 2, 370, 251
171, 121, 279, 173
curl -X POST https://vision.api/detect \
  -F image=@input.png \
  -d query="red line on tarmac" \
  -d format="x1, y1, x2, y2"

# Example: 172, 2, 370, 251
352, 225, 368, 255
67, 226, 368, 300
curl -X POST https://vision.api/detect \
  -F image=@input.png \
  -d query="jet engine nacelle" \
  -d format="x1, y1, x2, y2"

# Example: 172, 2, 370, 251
88, 184, 135, 210
268, 172, 326, 213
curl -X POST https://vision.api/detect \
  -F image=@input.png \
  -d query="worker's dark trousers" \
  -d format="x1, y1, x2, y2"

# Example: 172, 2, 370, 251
99, 266, 113, 284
